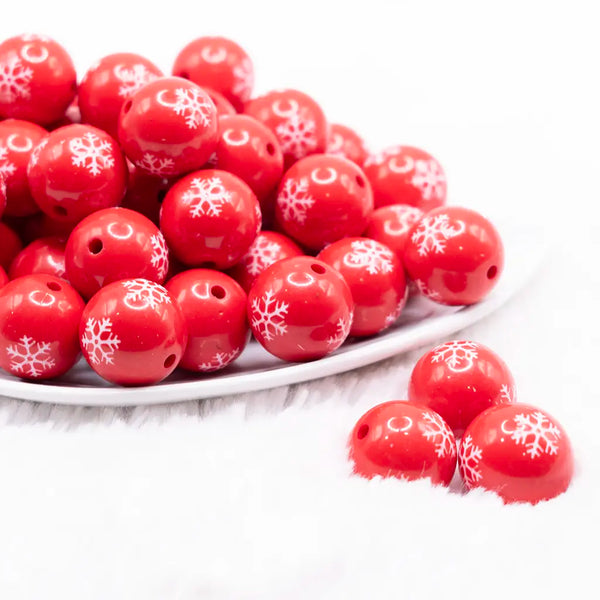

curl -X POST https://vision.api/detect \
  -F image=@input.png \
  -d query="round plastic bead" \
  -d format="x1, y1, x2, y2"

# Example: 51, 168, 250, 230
349, 401, 457, 486
160, 169, 261, 269
403, 206, 504, 305
0, 221, 23, 271
0, 274, 84, 380
326, 123, 368, 166
275, 154, 373, 251
9, 236, 66, 280
363, 145, 447, 210
458, 403, 574, 504
247, 256, 354, 362
204, 88, 236, 116
118, 76, 218, 177
65, 207, 169, 299
80, 278, 186, 386
0, 34, 76, 125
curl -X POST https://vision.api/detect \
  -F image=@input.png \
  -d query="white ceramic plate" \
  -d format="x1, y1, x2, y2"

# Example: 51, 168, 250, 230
0, 218, 544, 407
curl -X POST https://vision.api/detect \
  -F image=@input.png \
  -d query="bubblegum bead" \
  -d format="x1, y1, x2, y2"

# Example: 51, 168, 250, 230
349, 401, 457, 486
118, 77, 218, 177
247, 256, 354, 362
326, 123, 368, 166
458, 404, 574, 504
9, 236, 66, 280
0, 221, 23, 271
0, 34, 76, 125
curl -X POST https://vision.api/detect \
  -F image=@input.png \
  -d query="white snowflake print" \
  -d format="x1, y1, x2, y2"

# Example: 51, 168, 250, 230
198, 347, 241, 372
159, 87, 214, 130
243, 237, 282, 276
410, 213, 465, 257
0, 174, 5, 200
343, 240, 394, 275
0, 52, 33, 103
114, 63, 159, 98
138, 152, 175, 176
81, 318, 121, 366
6, 335, 55, 378
150, 233, 169, 280
231, 57, 254, 102
363, 145, 402, 168
0, 145, 16, 179
277, 177, 315, 225
458, 434, 483, 488
411, 159, 446, 202
500, 383, 515, 403
506, 412, 561, 459
122, 279, 171, 309
431, 341, 479, 373
326, 313, 353, 349
276, 109, 318, 160
69, 132, 115, 176
184, 176, 233, 218
383, 205, 424, 237
413, 278, 442, 302
251, 290, 289, 341
422, 412, 456, 458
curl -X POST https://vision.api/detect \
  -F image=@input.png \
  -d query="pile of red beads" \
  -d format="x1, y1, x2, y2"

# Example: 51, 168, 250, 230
0, 33, 505, 386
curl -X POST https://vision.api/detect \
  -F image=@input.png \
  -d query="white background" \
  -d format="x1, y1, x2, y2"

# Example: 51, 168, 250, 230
1, 1, 599, 598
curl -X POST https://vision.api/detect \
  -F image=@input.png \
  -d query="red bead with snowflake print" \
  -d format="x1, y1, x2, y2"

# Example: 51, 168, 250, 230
248, 256, 354, 362
166, 269, 249, 373
160, 169, 261, 269
326, 124, 368, 167
0, 221, 23, 271
0, 274, 84, 380
317, 237, 407, 336
0, 34, 76, 126
204, 88, 236, 117
458, 403, 573, 504
78, 53, 163, 139
245, 89, 327, 168
275, 154, 373, 251
403, 206, 504, 305
363, 145, 447, 210
65, 207, 169, 300
349, 401, 457, 485
9, 236, 66, 280
80, 278, 186, 386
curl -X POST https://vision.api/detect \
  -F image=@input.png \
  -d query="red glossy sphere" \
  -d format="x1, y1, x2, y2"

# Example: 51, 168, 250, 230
326, 123, 368, 166
0, 34, 76, 125
403, 206, 504, 305
0, 221, 23, 270
318, 237, 407, 336
160, 169, 261, 269
118, 76, 218, 177
0, 274, 84, 379
275, 154, 373, 251
349, 401, 457, 486
27, 124, 128, 224
204, 88, 236, 116
80, 278, 187, 386
121, 161, 172, 226
248, 256, 354, 362
458, 403, 574, 504
79, 53, 163, 139
0, 266, 7, 288
9, 236, 66, 280
363, 145, 447, 210
65, 207, 169, 299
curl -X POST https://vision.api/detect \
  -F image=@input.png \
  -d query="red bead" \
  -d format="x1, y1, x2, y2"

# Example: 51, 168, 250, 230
349, 401, 457, 486
0, 119, 47, 216
0, 266, 7, 288
166, 269, 249, 372
245, 89, 327, 167
326, 123, 368, 166
275, 154, 373, 251
121, 160, 171, 226
403, 206, 504, 305
248, 256, 354, 361
9, 236, 66, 280
458, 404, 574, 504
0, 34, 76, 125
227, 230, 303, 293
160, 169, 261, 269
204, 88, 236, 117
318, 237, 407, 336
27, 124, 128, 224
78, 53, 163, 139
0, 174, 6, 218
363, 145, 447, 210
0, 274, 84, 380
0, 221, 23, 271
65, 207, 169, 299
80, 278, 187, 386
118, 77, 218, 177
408, 340, 516, 437
172, 36, 253, 111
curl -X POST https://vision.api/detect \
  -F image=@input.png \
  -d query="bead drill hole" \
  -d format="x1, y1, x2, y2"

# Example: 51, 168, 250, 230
53, 206, 67, 217
47, 281, 61, 292
88, 239, 103, 254
266, 143, 275, 156
164, 354, 176, 368
211, 285, 226, 299
357, 424, 369, 439
487, 265, 498, 279
311, 263, 326, 274
356, 175, 365, 187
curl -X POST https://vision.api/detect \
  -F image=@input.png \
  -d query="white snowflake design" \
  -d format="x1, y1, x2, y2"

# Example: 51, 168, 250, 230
231, 57, 253, 102
343, 240, 394, 275
363, 145, 402, 168
411, 159, 446, 202
161, 88, 214, 130
326, 313, 353, 349
114, 63, 159, 98
184, 176, 233, 218
138, 152, 175, 176
500, 384, 515, 403
431, 341, 479, 373
122, 279, 171, 309
276, 109, 318, 159
410, 214, 465, 257
413, 278, 442, 302
422, 412, 456, 458
150, 233, 169, 280
458, 434, 483, 488
6, 335, 55, 378
243, 236, 282, 276
198, 347, 242, 372
383, 205, 424, 237
69, 132, 115, 176
81, 318, 121, 366
277, 177, 315, 225
251, 290, 289, 341
506, 412, 561, 459
0, 144, 16, 179
0, 52, 33, 103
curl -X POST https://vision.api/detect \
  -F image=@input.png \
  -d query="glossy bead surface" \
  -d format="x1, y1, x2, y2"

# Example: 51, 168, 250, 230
0, 221, 23, 270
204, 88, 236, 117
0, 174, 6, 217
363, 145, 447, 210
160, 169, 261, 269
403, 206, 504, 305
0, 266, 7, 288
0, 274, 84, 379
326, 123, 368, 166
459, 403, 574, 504
9, 236, 66, 280
65, 207, 169, 299
275, 154, 373, 251
0, 34, 76, 125
349, 401, 457, 485
80, 279, 186, 386
248, 256, 354, 362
